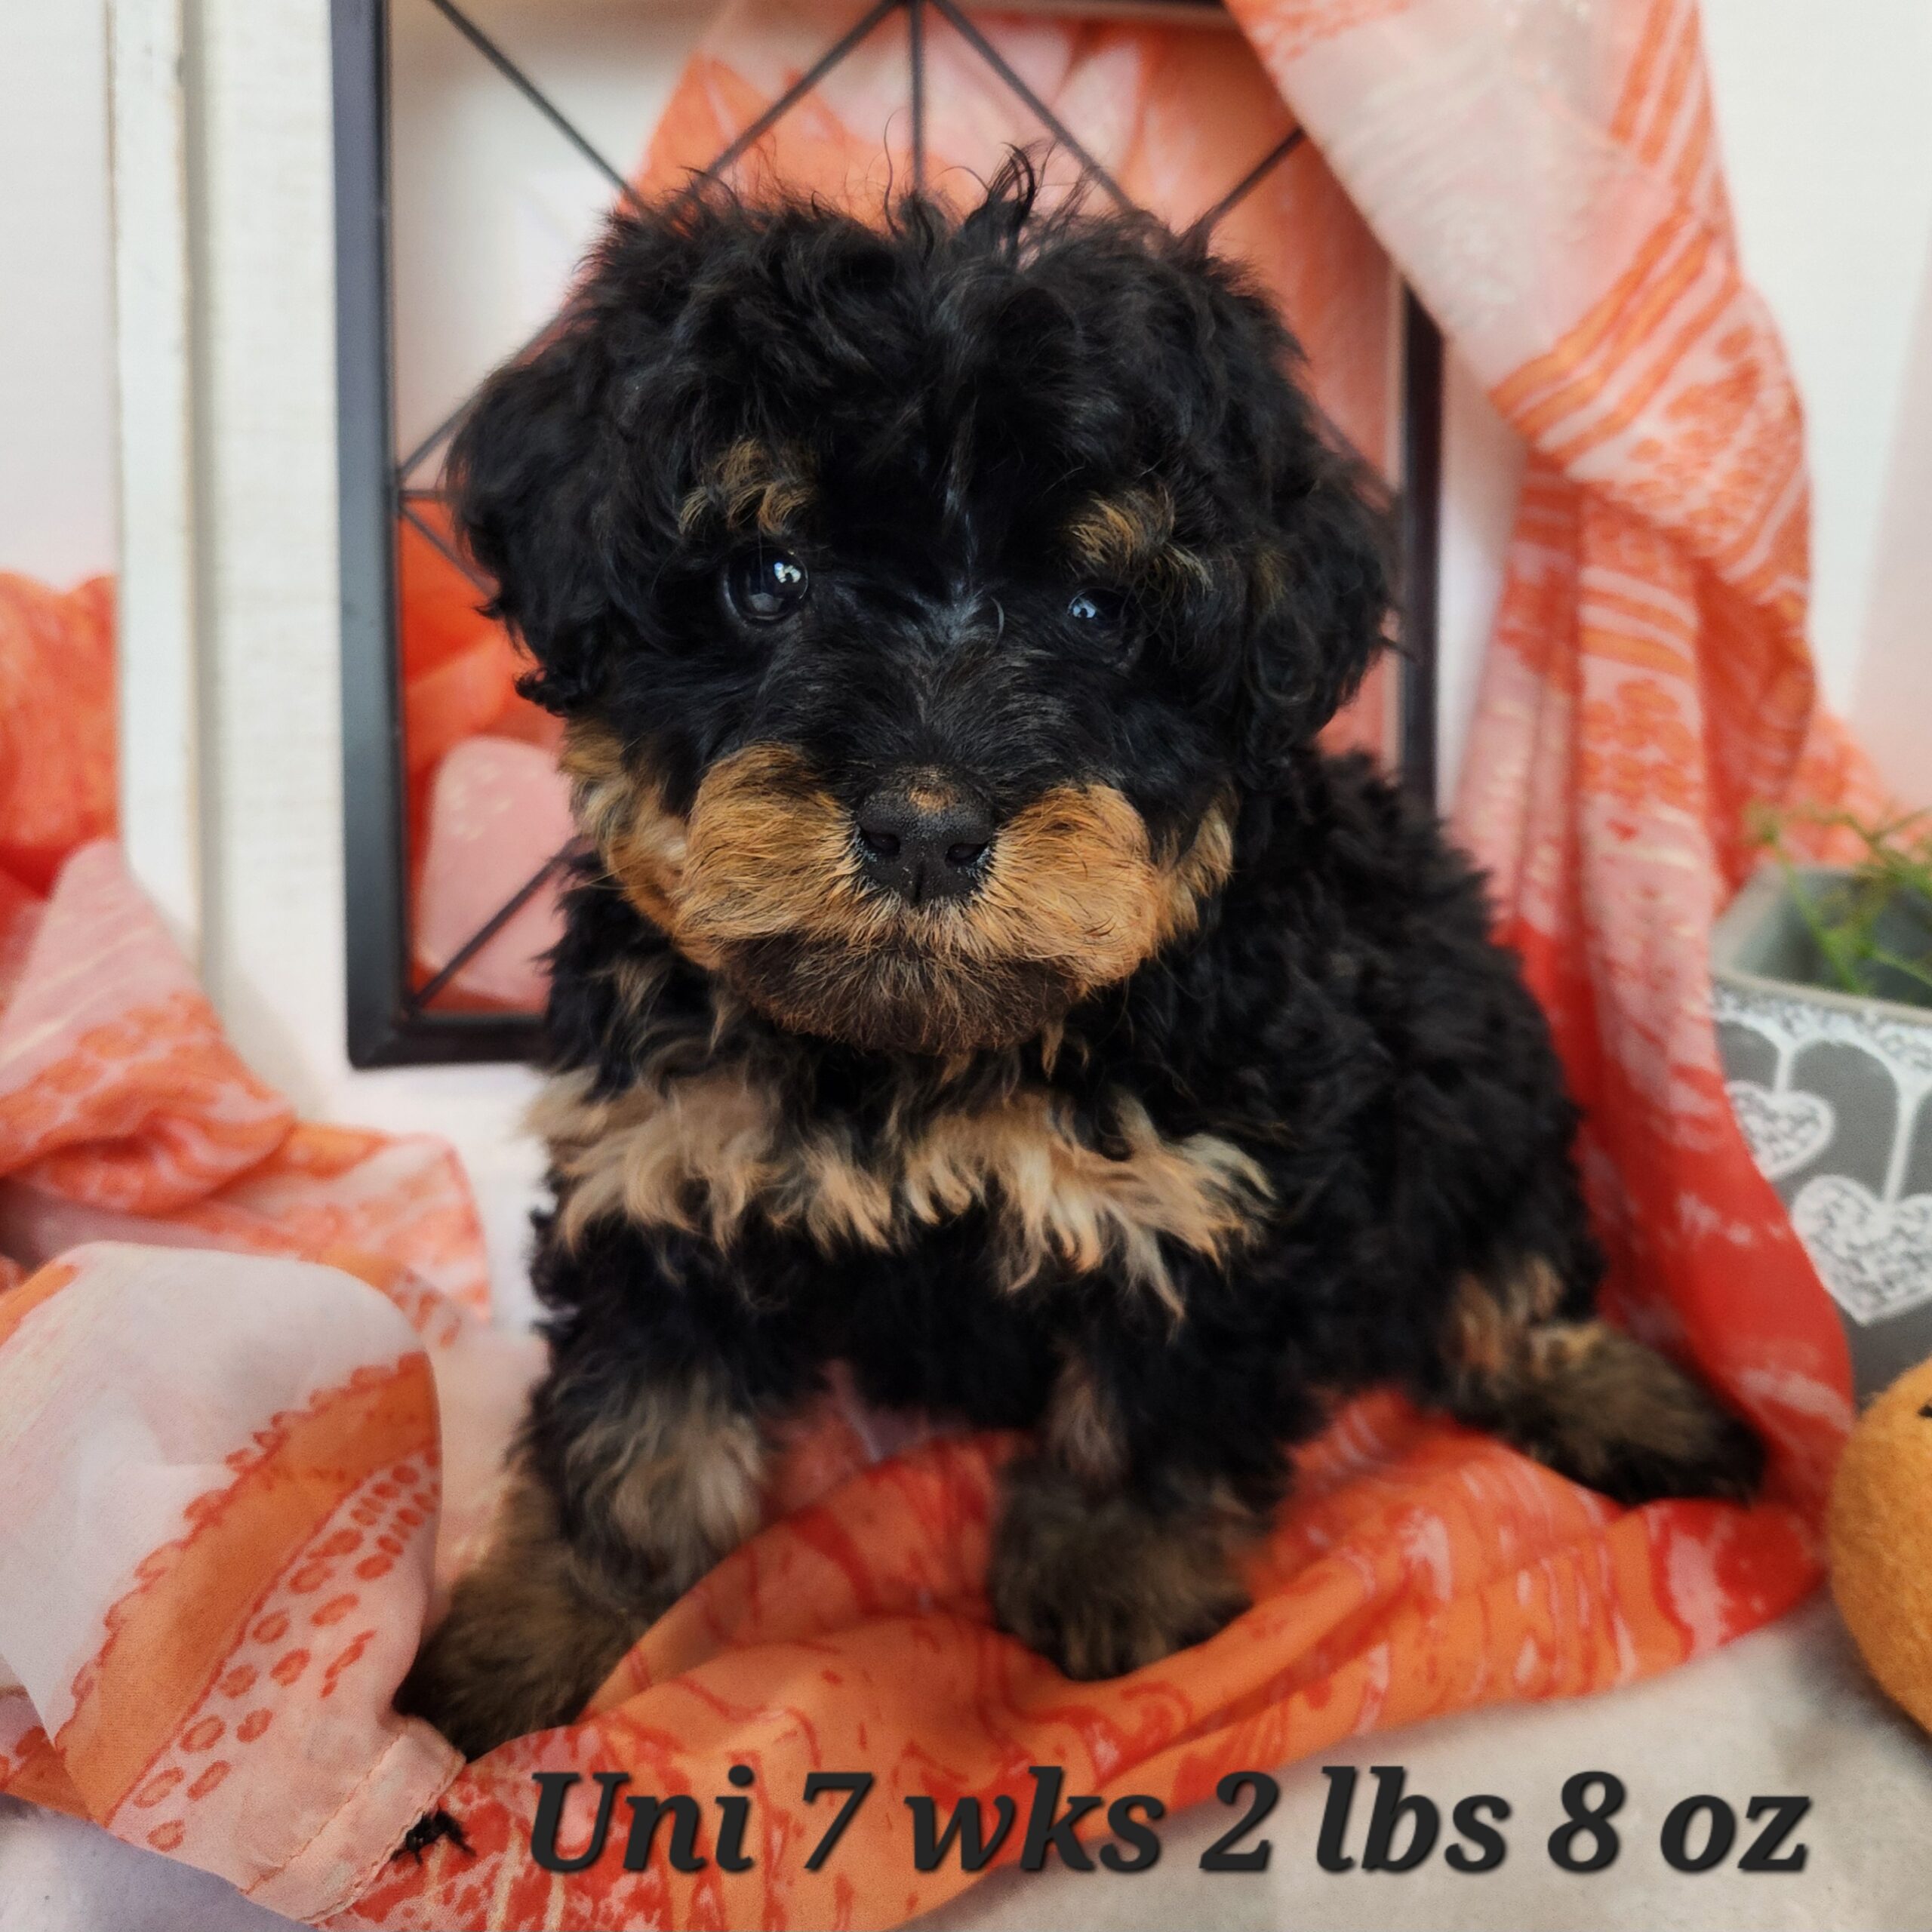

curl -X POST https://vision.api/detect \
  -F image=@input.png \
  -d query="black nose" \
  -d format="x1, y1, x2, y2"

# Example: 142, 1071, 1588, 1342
854, 783, 995, 906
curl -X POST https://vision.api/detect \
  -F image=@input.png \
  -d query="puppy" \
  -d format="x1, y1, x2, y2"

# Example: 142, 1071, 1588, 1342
398, 164, 1761, 1758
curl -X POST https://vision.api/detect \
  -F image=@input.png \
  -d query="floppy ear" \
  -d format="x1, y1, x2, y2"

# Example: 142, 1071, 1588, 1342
1241, 435, 1395, 775
445, 205, 712, 712
1181, 263, 1395, 786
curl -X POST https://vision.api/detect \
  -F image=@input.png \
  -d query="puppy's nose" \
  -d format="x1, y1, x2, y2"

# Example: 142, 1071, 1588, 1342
854, 783, 994, 906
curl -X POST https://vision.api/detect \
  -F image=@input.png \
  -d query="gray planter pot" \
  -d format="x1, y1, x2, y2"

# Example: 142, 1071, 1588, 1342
1712, 866, 1932, 1399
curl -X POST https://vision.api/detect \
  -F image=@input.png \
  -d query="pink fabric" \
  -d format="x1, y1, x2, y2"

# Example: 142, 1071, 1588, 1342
1223, 0, 1873, 1497
412, 737, 571, 1011
0, 844, 491, 1311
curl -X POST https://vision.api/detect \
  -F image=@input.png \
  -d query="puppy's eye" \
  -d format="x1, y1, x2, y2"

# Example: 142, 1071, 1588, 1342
1067, 588, 1125, 628
724, 548, 810, 623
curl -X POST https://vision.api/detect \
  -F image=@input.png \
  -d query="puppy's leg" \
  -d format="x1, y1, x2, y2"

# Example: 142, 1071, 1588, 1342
398, 1365, 764, 1758
394, 1465, 637, 1760
1440, 1257, 1764, 1506
988, 1358, 1269, 1680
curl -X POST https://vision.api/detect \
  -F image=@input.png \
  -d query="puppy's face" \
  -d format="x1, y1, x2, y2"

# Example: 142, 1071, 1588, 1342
452, 176, 1390, 1055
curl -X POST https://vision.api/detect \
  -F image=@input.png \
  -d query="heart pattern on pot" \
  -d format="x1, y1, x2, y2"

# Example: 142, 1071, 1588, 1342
1789, 1175, 1932, 1326
1726, 1079, 1836, 1182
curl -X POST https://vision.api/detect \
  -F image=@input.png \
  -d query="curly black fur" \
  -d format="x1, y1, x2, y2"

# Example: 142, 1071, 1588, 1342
396, 162, 1760, 1758
451, 165, 1385, 791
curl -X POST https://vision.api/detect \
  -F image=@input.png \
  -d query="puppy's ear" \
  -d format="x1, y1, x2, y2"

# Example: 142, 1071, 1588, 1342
445, 205, 709, 712
1183, 262, 1395, 785
1240, 430, 1394, 779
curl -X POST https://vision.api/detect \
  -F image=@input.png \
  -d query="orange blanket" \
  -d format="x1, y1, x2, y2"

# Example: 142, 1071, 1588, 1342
0, 2, 1878, 1927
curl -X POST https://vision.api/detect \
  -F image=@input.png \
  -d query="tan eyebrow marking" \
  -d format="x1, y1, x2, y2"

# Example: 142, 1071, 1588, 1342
678, 438, 814, 537
1066, 485, 1211, 592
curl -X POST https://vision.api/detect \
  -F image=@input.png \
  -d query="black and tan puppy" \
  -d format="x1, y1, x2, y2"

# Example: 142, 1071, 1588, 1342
398, 164, 1761, 1758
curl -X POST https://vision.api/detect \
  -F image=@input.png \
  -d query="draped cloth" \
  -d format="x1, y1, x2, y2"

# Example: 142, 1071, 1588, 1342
0, 3, 1878, 1926
1243, 0, 1875, 1500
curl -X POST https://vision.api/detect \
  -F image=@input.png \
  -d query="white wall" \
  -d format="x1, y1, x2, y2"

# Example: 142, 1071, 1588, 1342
389, 0, 712, 467
1435, 353, 1527, 806
0, 6, 116, 585
1701, 0, 1932, 799
1854, 240, 1932, 811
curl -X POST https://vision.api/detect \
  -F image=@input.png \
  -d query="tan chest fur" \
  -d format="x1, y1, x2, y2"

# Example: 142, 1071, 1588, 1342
533, 1064, 1271, 1318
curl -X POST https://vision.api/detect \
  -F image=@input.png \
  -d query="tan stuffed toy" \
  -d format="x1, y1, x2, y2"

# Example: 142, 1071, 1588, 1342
1830, 1355, 1932, 1734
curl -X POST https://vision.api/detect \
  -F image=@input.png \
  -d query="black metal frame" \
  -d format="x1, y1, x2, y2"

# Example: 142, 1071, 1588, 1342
332, 0, 1444, 1066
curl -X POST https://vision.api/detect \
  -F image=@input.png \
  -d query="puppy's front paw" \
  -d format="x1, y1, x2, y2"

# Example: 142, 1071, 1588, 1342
394, 1478, 656, 1759
396, 1568, 641, 1760
989, 1457, 1253, 1680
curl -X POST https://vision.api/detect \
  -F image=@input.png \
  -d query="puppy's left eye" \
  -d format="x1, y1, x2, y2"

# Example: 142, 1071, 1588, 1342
1066, 588, 1125, 628
724, 548, 811, 623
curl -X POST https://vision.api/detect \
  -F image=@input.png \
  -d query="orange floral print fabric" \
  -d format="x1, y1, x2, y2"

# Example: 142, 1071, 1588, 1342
0, 574, 114, 896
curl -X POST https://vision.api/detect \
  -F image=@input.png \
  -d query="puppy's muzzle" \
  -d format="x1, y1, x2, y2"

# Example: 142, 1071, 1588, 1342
854, 780, 995, 907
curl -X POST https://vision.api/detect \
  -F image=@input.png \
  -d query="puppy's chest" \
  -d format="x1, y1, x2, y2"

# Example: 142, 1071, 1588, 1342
535, 1060, 1271, 1314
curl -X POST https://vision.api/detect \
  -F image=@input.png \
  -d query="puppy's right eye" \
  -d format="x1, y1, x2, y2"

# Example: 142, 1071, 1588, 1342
1066, 587, 1127, 630
724, 548, 810, 623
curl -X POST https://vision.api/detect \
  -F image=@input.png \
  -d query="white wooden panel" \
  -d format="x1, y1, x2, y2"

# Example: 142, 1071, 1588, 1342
109, 0, 204, 963
189, 0, 346, 1101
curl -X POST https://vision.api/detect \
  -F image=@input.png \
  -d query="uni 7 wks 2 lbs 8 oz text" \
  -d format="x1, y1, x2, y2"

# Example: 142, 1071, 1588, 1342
523, 1764, 1813, 1878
